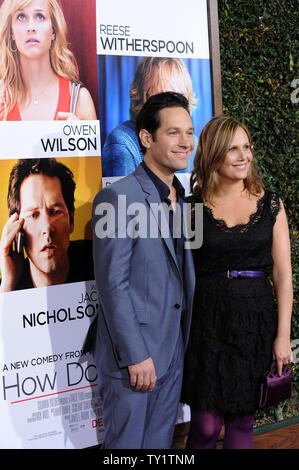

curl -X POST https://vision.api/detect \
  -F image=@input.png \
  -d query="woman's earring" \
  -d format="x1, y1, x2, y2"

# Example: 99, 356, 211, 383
50, 33, 56, 50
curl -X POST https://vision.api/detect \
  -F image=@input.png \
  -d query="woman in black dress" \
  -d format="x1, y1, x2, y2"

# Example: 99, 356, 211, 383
181, 116, 293, 449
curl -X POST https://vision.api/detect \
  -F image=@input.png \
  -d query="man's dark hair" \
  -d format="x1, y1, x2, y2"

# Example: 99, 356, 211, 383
7, 158, 76, 219
135, 91, 190, 154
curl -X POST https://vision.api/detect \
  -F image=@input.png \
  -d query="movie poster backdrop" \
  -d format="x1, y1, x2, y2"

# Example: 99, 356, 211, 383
0, 0, 103, 448
0, 0, 221, 448
97, 0, 215, 192
0, 154, 103, 449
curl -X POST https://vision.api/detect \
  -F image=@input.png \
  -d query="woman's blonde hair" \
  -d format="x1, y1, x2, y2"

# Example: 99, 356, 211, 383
130, 57, 197, 122
190, 115, 263, 203
0, 0, 79, 119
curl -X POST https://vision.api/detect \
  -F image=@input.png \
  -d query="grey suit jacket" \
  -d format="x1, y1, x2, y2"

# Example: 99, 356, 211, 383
92, 164, 195, 380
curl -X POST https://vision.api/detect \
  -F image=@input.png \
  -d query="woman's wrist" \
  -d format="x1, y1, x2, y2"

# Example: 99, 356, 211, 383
275, 331, 291, 341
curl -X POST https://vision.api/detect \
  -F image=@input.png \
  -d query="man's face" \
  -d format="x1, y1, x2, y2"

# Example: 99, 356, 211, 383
19, 174, 74, 279
142, 106, 194, 174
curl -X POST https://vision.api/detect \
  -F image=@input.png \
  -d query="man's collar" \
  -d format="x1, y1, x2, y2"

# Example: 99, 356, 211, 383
141, 161, 185, 201
172, 174, 186, 200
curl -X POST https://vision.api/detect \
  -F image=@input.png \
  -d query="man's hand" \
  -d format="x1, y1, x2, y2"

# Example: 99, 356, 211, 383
128, 357, 157, 392
0, 213, 25, 292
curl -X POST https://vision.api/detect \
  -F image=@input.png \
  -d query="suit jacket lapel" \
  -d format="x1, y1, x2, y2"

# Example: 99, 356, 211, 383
134, 165, 180, 275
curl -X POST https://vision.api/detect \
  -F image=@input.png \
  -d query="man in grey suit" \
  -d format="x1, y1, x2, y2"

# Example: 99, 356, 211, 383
92, 92, 196, 449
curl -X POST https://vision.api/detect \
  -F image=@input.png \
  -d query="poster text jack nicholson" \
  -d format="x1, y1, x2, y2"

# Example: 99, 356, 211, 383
22, 286, 98, 329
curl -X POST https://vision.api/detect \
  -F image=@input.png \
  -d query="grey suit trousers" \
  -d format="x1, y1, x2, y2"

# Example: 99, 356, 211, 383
99, 330, 184, 449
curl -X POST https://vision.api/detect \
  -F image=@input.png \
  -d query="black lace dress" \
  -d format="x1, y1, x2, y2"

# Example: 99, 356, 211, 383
181, 190, 280, 416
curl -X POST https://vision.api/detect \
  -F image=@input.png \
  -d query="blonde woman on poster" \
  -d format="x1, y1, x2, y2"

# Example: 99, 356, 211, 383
0, 0, 97, 120
101, 56, 198, 176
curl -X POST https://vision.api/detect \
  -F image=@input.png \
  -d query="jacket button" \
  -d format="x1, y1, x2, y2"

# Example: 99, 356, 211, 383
174, 304, 180, 309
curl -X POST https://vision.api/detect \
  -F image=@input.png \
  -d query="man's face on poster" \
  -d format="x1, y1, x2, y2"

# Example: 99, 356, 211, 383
19, 174, 74, 278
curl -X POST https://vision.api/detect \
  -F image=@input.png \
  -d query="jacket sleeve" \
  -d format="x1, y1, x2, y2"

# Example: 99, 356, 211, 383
92, 186, 150, 368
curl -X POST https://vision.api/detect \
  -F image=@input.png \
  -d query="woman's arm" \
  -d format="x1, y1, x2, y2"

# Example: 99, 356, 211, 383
75, 87, 97, 120
271, 200, 293, 375
56, 86, 97, 121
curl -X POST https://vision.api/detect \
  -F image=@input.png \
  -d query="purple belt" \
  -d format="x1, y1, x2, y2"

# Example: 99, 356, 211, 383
215, 270, 266, 279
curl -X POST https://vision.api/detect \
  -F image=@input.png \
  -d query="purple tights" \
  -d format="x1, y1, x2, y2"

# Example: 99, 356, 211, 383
187, 409, 255, 449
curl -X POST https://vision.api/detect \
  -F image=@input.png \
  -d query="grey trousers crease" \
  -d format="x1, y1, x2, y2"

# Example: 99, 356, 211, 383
99, 330, 184, 449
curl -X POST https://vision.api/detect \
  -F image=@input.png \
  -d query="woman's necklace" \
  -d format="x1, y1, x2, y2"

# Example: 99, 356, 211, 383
30, 77, 56, 106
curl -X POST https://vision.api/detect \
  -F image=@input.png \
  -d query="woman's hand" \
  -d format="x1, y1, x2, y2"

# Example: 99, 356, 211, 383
272, 335, 292, 376
55, 111, 80, 121
0, 213, 25, 292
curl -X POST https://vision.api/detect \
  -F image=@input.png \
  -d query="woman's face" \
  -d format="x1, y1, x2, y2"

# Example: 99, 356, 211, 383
11, 0, 54, 60
218, 127, 253, 182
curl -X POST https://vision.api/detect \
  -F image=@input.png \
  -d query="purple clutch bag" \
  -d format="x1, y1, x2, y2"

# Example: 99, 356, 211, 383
259, 361, 292, 408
